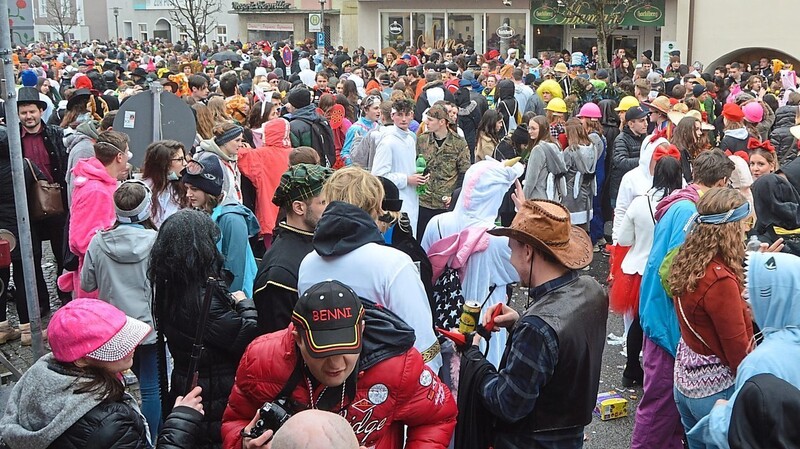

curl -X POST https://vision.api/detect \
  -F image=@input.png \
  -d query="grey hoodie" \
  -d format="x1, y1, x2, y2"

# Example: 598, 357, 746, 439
65, 120, 100, 206
0, 354, 105, 448
81, 225, 157, 345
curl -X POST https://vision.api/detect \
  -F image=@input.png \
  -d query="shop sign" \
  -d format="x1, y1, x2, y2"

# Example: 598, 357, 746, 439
233, 0, 291, 12
530, 0, 664, 27
247, 22, 294, 31
389, 21, 403, 35
496, 24, 514, 39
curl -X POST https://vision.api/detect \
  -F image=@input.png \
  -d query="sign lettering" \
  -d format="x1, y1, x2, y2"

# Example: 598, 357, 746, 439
530, 0, 665, 27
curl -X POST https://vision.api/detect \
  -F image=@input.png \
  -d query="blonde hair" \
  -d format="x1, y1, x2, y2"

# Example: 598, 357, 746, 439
667, 188, 747, 295
321, 167, 384, 219
207, 96, 231, 124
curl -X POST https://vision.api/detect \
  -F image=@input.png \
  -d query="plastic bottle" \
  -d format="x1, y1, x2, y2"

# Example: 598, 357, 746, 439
746, 235, 761, 252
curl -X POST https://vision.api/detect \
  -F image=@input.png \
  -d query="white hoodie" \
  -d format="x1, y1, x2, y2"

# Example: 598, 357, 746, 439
612, 134, 663, 243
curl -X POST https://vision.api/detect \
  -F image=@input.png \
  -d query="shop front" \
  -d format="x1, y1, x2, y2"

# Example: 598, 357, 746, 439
527, 0, 667, 66
357, 0, 529, 58
233, 0, 340, 46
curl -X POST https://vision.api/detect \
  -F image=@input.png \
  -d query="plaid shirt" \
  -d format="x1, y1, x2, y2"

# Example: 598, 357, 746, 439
476, 270, 585, 449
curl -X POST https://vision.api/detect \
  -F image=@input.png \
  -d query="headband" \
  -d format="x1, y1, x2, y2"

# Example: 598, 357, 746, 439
214, 125, 244, 147
684, 201, 751, 232
115, 180, 152, 224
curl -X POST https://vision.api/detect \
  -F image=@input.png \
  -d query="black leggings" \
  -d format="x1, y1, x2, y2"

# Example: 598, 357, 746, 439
626, 316, 644, 372
0, 256, 49, 324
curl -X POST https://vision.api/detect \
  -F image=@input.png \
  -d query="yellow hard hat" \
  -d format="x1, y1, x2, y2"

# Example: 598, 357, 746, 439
545, 98, 568, 114
614, 96, 640, 112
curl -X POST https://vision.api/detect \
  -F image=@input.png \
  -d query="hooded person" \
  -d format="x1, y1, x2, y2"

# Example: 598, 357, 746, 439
421, 158, 524, 368
414, 77, 456, 123
751, 173, 800, 256
612, 129, 666, 243
495, 78, 519, 136
65, 119, 101, 205
690, 251, 800, 448
0, 298, 204, 449
80, 180, 161, 440
728, 374, 800, 449
455, 85, 482, 155
237, 118, 293, 244
297, 57, 316, 88
298, 168, 442, 371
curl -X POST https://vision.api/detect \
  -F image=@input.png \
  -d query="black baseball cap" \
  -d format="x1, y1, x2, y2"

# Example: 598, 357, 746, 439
292, 280, 364, 358
625, 106, 649, 121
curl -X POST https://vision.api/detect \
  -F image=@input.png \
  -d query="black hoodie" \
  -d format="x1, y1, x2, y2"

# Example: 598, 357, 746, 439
751, 174, 800, 257
495, 79, 519, 137
729, 373, 800, 449
312, 201, 385, 257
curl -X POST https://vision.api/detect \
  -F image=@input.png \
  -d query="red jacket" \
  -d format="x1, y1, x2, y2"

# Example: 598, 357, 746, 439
222, 324, 457, 449
237, 119, 292, 236
674, 256, 753, 374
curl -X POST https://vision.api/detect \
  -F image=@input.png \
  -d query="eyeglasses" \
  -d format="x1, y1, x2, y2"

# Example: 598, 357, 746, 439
171, 156, 188, 163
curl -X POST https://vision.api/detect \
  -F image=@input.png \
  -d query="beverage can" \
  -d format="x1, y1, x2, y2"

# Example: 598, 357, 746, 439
459, 301, 482, 334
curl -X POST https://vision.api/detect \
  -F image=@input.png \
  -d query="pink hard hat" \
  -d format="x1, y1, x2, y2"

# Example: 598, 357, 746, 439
742, 102, 764, 123
577, 102, 602, 119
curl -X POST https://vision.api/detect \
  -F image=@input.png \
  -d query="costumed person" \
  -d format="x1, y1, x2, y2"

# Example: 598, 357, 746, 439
237, 118, 293, 249
421, 158, 524, 370
522, 114, 567, 201
455, 198, 606, 449
692, 251, 800, 449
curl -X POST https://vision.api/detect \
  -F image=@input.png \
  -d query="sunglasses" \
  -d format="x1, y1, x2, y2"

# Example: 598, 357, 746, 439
185, 160, 217, 182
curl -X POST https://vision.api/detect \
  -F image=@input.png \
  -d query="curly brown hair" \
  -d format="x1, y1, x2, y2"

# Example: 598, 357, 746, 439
667, 187, 747, 295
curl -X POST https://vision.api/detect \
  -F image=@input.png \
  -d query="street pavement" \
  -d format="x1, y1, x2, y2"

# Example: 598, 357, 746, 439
1, 243, 640, 448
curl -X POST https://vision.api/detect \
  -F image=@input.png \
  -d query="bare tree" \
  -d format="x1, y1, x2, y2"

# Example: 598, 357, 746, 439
167, 0, 221, 49
540, 0, 653, 68
44, 0, 79, 42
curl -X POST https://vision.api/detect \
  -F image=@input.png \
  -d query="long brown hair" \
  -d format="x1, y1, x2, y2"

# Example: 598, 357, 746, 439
565, 118, 590, 146
142, 140, 189, 219
529, 115, 555, 147
671, 117, 702, 159
193, 103, 215, 139
62, 361, 125, 403
667, 188, 747, 295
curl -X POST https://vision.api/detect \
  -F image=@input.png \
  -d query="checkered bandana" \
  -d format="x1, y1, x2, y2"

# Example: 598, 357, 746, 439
272, 163, 333, 207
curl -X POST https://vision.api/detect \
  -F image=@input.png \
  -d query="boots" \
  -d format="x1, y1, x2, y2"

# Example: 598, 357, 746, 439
0, 321, 20, 344
20, 323, 47, 346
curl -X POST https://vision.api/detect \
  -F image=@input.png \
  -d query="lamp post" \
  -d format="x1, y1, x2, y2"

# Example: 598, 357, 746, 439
112, 7, 120, 41
318, 0, 325, 48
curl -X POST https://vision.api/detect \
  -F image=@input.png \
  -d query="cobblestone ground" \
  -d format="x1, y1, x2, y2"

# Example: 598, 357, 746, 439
1, 243, 638, 448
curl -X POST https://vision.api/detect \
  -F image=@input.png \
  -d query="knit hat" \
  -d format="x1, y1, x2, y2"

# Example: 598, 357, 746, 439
511, 125, 530, 146
48, 298, 151, 363
743, 102, 764, 123
287, 87, 312, 109
254, 66, 268, 78
722, 103, 745, 122
20, 69, 38, 87
182, 157, 224, 197
692, 83, 706, 98
267, 72, 278, 81
378, 176, 402, 212
462, 70, 476, 82
272, 163, 333, 207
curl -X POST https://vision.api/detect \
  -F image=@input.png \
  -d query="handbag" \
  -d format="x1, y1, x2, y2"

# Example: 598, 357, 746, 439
26, 159, 64, 221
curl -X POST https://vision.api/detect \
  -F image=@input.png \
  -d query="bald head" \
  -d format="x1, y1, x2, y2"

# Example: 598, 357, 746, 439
271, 410, 363, 449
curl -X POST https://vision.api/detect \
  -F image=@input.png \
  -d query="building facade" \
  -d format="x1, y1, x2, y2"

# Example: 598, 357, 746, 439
230, 0, 344, 48
353, 0, 800, 72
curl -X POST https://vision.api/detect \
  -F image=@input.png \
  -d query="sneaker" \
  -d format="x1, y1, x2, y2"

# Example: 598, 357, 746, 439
593, 242, 601, 253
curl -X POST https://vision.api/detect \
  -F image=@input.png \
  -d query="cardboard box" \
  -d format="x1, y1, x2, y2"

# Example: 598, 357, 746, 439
594, 391, 628, 421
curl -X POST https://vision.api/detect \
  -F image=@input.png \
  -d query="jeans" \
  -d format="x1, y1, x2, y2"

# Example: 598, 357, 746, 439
674, 385, 734, 449
132, 343, 162, 442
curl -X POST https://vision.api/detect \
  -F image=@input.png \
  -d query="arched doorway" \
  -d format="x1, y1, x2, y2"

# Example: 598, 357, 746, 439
704, 47, 799, 74
154, 18, 172, 41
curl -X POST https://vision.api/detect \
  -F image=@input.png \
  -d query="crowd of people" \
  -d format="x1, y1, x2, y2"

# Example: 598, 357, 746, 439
0, 36, 799, 449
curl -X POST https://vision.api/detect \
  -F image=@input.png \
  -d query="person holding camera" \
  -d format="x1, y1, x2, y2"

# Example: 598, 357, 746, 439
221, 280, 457, 449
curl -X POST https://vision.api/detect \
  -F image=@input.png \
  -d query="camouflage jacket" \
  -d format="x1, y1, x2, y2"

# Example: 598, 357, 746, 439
416, 130, 471, 209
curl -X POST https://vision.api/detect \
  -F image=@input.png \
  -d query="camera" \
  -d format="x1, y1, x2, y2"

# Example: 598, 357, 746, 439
502, 0, 512, 6
249, 398, 292, 438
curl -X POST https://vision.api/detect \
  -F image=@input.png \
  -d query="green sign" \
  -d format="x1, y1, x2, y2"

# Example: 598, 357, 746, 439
531, 0, 665, 27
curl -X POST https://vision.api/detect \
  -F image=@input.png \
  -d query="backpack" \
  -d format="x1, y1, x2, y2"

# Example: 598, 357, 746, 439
431, 222, 465, 337
294, 117, 337, 168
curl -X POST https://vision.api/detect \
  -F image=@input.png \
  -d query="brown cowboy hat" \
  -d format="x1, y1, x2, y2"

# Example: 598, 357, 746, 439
488, 200, 593, 270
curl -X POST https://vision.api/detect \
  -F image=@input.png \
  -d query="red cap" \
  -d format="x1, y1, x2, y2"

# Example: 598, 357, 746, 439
722, 103, 745, 122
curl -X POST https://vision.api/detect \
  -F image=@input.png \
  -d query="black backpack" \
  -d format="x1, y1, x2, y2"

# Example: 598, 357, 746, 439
294, 117, 336, 168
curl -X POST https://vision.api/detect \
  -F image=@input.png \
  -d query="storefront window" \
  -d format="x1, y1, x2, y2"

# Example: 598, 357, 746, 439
412, 12, 445, 50
381, 13, 411, 53
485, 13, 526, 58
531, 25, 562, 61
446, 12, 483, 54
610, 35, 638, 62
